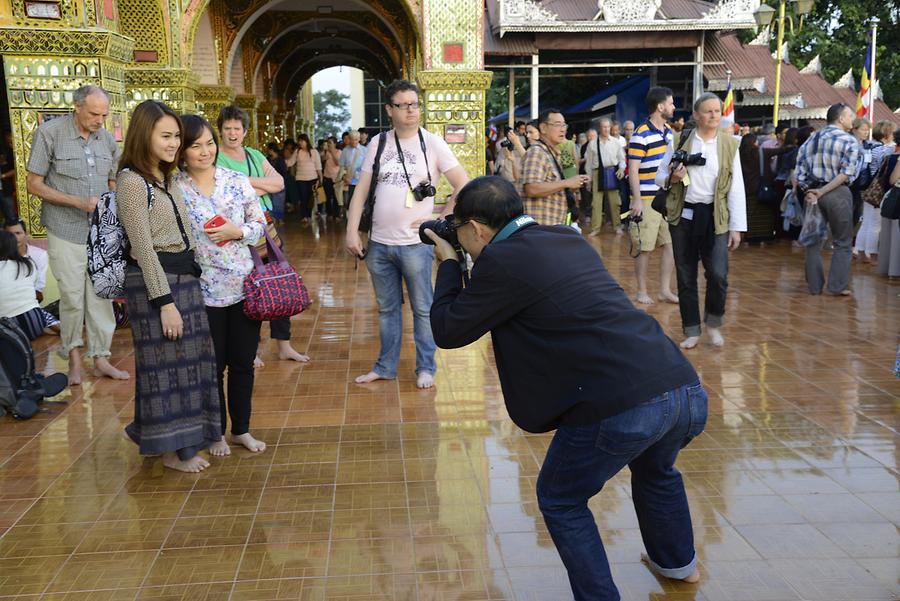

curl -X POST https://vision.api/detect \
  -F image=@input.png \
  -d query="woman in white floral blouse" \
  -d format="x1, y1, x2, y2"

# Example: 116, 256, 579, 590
176, 114, 268, 455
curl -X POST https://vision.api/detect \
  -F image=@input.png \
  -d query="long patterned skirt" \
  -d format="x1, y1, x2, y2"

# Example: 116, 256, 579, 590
123, 266, 221, 460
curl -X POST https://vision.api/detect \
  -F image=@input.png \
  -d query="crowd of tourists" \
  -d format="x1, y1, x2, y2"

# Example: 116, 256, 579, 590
0, 79, 898, 601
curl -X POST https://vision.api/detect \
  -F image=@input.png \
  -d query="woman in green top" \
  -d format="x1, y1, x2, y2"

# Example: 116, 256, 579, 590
214, 105, 310, 366
559, 130, 578, 179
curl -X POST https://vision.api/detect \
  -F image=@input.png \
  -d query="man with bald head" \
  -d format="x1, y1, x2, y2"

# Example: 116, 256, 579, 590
25, 84, 129, 385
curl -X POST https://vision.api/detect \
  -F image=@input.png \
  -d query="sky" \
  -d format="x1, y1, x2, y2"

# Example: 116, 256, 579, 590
312, 66, 352, 96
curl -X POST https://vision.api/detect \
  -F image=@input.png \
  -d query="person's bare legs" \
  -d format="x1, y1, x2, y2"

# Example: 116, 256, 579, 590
93, 356, 130, 380
658, 244, 679, 303
68, 348, 82, 386
230, 432, 266, 452
416, 372, 434, 389
355, 371, 394, 384
208, 439, 230, 456
277, 340, 309, 362
162, 452, 210, 473
635, 253, 653, 305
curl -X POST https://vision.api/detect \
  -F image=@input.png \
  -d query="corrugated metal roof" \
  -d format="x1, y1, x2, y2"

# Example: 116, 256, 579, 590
706, 33, 900, 125
484, 18, 537, 55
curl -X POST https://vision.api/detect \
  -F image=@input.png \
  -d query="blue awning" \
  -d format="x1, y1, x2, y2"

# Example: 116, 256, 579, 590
563, 76, 647, 114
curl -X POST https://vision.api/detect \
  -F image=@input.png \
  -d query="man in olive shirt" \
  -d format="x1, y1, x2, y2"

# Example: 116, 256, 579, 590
25, 85, 129, 385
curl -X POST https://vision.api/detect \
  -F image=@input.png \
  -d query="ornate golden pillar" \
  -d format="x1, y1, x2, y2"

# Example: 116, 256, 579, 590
257, 101, 275, 147
125, 69, 198, 113
196, 85, 234, 132
418, 71, 493, 188
0, 28, 133, 235
234, 94, 259, 150
418, 0, 492, 191
284, 111, 296, 141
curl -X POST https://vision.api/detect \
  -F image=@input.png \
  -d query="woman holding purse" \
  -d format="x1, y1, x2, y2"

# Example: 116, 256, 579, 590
117, 101, 221, 473
216, 106, 307, 366
176, 114, 268, 455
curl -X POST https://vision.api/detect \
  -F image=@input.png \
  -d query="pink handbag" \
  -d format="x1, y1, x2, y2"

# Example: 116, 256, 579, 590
243, 229, 311, 321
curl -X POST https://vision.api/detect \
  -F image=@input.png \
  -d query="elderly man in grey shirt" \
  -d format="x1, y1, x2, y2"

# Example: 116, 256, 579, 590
25, 85, 129, 385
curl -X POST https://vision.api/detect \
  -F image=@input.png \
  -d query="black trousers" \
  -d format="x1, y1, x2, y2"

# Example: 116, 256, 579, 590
297, 179, 316, 219
670, 211, 729, 337
323, 177, 340, 218
206, 301, 261, 436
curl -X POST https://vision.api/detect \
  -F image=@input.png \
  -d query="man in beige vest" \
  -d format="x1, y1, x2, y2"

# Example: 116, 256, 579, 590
656, 93, 746, 350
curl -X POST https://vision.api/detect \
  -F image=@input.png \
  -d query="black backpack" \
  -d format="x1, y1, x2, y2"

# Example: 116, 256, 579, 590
0, 318, 67, 419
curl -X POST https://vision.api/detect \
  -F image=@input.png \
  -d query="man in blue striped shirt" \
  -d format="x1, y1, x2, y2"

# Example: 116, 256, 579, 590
628, 87, 679, 305
795, 103, 859, 295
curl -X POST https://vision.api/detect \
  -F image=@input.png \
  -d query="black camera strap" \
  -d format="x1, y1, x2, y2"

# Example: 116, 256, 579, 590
535, 139, 578, 222
394, 128, 433, 194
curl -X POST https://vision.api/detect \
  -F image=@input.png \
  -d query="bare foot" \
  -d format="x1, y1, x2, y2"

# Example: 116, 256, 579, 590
680, 336, 700, 350
658, 291, 680, 304
589, 230, 600, 238
615, 227, 624, 236
68, 349, 82, 386
707, 327, 724, 348
416, 372, 435, 389
93, 357, 130, 380
209, 439, 231, 457
162, 453, 210, 473
641, 553, 700, 583
254, 355, 265, 369
230, 432, 266, 453
277, 342, 310, 363
355, 371, 393, 384
636, 292, 654, 305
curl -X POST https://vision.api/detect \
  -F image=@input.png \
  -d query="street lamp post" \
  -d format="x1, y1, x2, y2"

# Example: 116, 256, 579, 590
753, 0, 813, 126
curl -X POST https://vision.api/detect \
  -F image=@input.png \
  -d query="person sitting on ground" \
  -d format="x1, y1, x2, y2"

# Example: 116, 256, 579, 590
0, 230, 52, 340
4, 219, 59, 334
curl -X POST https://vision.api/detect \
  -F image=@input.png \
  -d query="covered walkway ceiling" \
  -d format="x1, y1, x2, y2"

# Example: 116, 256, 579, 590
199, 0, 419, 106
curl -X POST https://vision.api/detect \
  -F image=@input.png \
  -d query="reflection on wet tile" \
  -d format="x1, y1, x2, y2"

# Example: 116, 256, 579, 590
3, 225, 898, 600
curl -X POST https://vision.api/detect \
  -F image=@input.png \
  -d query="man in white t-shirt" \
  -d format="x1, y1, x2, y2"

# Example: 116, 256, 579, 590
345, 79, 469, 389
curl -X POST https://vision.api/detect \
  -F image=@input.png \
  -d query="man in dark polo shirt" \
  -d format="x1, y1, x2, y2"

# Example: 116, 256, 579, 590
25, 85, 130, 385
425, 176, 706, 601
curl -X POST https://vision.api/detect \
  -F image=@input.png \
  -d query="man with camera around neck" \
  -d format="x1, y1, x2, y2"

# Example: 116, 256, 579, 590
522, 109, 590, 225
628, 87, 679, 305
345, 79, 469, 389
656, 93, 746, 350
424, 176, 706, 601
794, 102, 859, 296
584, 117, 626, 236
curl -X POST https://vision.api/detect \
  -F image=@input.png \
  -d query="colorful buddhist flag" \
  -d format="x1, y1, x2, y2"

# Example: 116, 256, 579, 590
855, 34, 875, 118
721, 80, 735, 126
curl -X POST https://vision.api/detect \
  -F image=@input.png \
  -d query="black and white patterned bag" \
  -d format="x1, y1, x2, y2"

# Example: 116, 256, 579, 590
86, 170, 153, 299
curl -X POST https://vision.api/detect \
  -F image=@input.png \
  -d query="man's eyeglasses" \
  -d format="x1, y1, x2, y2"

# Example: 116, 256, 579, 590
450, 218, 485, 231
83, 146, 95, 169
547, 122, 568, 130
390, 102, 421, 111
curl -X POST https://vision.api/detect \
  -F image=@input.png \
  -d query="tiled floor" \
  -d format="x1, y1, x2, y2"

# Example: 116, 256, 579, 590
2, 221, 898, 600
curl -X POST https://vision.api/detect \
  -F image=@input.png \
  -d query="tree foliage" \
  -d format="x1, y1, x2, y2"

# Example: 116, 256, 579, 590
776, 0, 900, 108
313, 89, 351, 140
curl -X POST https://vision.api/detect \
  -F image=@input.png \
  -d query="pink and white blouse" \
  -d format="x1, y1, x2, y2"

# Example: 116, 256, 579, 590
176, 167, 266, 308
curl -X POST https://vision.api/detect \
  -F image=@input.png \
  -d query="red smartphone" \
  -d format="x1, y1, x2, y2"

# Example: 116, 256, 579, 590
204, 215, 228, 246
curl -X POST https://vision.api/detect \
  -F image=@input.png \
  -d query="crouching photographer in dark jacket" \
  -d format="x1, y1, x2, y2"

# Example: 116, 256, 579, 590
424, 176, 707, 601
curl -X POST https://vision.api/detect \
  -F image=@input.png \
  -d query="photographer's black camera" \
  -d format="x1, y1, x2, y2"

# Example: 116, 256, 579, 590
671, 149, 706, 167
413, 181, 437, 202
419, 215, 459, 248
499, 139, 513, 150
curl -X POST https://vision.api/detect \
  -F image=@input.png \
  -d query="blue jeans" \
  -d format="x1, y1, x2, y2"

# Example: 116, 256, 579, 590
365, 241, 437, 378
536, 381, 708, 601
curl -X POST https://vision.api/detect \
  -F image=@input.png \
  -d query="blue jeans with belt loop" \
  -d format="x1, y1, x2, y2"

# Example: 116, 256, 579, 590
536, 381, 708, 601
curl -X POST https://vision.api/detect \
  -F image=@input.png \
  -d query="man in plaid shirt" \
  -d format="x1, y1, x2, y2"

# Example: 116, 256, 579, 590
795, 103, 860, 296
522, 110, 589, 225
